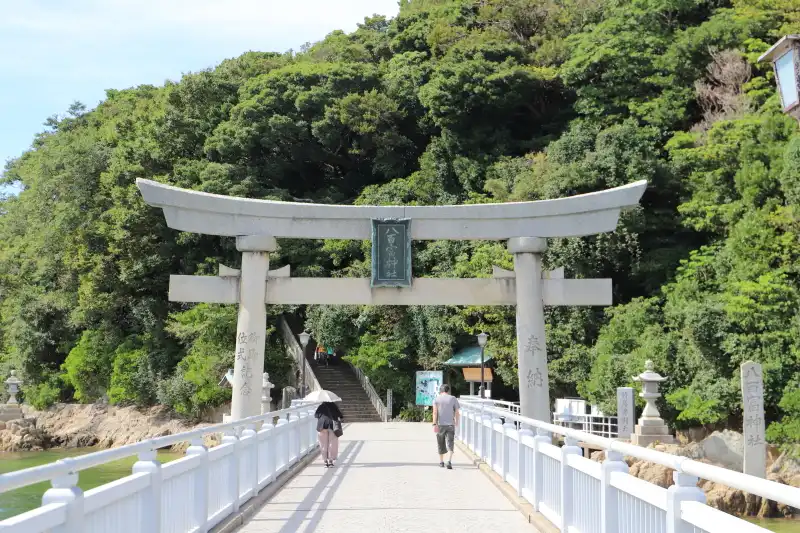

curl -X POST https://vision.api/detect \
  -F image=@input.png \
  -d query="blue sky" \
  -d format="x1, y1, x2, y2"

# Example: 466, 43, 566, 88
0, 0, 401, 192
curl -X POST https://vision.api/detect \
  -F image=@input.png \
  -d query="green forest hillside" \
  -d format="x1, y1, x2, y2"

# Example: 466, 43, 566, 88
2, 0, 800, 450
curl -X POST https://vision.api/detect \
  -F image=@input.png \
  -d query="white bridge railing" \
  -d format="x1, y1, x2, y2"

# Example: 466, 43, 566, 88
458, 400, 799, 533
553, 413, 619, 439
460, 397, 521, 415
0, 403, 318, 533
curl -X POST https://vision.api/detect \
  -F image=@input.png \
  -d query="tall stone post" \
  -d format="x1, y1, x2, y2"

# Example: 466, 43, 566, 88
616, 387, 635, 441
741, 361, 766, 478
509, 237, 549, 421
231, 235, 276, 420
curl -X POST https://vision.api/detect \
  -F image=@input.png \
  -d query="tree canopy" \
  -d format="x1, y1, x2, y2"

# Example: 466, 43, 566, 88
1, 0, 799, 449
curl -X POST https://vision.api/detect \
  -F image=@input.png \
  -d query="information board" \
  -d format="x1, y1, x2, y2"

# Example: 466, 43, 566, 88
415, 371, 443, 406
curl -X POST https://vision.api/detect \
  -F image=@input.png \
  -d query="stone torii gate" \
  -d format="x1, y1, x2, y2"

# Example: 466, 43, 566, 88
137, 178, 646, 422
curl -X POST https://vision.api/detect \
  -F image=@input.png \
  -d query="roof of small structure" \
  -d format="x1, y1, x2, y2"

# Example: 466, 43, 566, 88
444, 346, 494, 367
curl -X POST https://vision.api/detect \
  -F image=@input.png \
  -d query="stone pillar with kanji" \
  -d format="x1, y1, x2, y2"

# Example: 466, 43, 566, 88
741, 361, 766, 478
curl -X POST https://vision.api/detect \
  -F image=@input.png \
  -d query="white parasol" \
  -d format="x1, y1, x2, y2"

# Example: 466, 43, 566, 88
303, 389, 342, 402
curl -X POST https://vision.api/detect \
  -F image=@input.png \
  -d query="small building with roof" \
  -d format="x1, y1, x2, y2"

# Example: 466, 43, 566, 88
443, 346, 495, 397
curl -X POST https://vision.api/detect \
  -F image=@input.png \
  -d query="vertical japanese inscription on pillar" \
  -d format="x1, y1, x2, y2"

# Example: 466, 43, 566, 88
235, 332, 260, 397
371, 218, 412, 288
523, 335, 544, 389
617, 387, 635, 440
741, 361, 766, 478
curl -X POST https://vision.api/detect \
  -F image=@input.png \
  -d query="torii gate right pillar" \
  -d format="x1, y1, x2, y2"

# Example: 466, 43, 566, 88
510, 237, 550, 421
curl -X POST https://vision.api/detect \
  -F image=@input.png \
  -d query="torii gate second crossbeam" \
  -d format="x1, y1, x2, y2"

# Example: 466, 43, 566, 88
137, 178, 647, 422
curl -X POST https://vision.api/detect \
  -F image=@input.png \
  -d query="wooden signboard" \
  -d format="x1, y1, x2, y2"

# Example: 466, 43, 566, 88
463, 367, 493, 383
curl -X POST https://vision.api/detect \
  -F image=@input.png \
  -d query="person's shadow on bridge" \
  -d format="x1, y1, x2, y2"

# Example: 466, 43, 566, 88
248, 439, 363, 533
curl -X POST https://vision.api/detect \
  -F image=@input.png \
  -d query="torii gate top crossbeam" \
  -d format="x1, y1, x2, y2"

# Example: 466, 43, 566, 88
136, 179, 647, 240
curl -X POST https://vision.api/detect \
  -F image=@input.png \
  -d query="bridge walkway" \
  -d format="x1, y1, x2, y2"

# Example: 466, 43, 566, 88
235, 422, 539, 533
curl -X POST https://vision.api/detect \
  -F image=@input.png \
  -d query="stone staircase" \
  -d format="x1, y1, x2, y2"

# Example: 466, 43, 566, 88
311, 360, 383, 422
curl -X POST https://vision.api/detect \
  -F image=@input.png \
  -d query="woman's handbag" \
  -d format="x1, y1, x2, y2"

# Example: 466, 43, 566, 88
333, 420, 343, 437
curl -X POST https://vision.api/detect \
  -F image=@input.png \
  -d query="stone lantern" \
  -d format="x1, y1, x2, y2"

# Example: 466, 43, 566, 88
759, 35, 800, 122
631, 360, 675, 446
5, 370, 22, 404
261, 372, 274, 414
0, 370, 24, 422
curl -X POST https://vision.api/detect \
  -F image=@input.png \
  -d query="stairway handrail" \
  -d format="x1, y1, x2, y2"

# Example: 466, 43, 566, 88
279, 315, 321, 394
344, 360, 389, 422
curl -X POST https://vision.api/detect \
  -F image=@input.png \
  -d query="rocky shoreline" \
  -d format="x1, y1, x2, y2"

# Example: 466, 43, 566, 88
0, 403, 218, 453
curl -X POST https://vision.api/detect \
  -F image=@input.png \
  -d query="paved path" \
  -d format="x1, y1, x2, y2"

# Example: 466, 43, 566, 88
236, 422, 538, 533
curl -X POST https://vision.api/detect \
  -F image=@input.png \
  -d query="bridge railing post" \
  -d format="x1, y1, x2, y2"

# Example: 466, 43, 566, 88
464, 407, 474, 449
292, 413, 298, 464
222, 428, 240, 512
518, 425, 534, 499
307, 407, 316, 453
666, 471, 705, 533
310, 407, 318, 451
560, 435, 582, 530
276, 417, 289, 473
133, 442, 162, 533
185, 437, 209, 533
502, 421, 515, 483
41, 459, 84, 533
257, 419, 275, 489
478, 404, 486, 460
241, 424, 258, 500
532, 429, 550, 512
491, 417, 503, 472
298, 410, 307, 453
600, 449, 628, 533
466, 409, 478, 446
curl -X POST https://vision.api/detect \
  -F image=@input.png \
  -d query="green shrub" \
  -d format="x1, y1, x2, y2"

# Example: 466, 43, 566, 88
108, 341, 157, 406
24, 374, 66, 410
767, 386, 800, 457
156, 342, 231, 419
397, 406, 432, 422
62, 330, 116, 402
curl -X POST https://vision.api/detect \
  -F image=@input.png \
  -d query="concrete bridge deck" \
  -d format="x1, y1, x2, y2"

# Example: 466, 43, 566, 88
235, 422, 539, 533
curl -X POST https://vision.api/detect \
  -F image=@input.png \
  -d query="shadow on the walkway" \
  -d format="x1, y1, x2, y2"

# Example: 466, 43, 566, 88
250, 439, 364, 533
320, 462, 475, 469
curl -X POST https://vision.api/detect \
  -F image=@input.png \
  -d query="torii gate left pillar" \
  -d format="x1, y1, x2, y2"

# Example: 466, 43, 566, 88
230, 235, 276, 420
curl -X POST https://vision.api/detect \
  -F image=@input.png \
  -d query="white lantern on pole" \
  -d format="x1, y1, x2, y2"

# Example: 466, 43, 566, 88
759, 35, 800, 121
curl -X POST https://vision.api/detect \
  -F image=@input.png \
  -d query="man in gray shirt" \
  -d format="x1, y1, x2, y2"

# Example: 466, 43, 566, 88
432, 384, 460, 469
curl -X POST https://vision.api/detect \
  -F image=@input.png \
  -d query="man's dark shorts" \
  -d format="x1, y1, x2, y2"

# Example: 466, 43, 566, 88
436, 424, 455, 455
